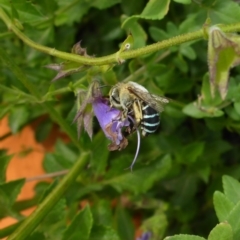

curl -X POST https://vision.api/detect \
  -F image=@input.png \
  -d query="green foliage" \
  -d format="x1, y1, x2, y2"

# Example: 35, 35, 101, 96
208, 222, 233, 240
208, 27, 240, 99
213, 176, 240, 240
63, 205, 93, 240
1, 0, 240, 240
0, 150, 12, 183
114, 205, 135, 240
0, 179, 25, 218
163, 235, 206, 240
8, 105, 30, 133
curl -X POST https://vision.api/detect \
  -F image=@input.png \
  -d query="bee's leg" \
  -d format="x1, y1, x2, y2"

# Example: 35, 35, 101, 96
120, 107, 128, 120
132, 101, 142, 127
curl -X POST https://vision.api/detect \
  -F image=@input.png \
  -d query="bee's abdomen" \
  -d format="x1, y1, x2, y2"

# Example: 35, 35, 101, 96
141, 103, 160, 136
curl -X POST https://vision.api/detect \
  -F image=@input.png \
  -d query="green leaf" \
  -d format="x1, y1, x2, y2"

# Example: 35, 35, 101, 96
43, 153, 66, 173
180, 45, 196, 60
215, 47, 235, 98
0, 179, 25, 207
222, 175, 240, 204
122, 0, 170, 47
140, 0, 170, 19
55, 140, 77, 164
174, 54, 188, 73
210, 0, 240, 24
91, 131, 109, 175
0, 179, 25, 218
36, 1, 58, 15
154, 67, 193, 94
208, 27, 240, 99
63, 205, 93, 240
121, 17, 147, 48
183, 102, 224, 119
38, 179, 59, 203
89, 225, 120, 240
55, 0, 90, 26
43, 140, 77, 172
226, 201, 240, 239
8, 105, 30, 133
177, 142, 205, 163
115, 205, 135, 240
173, 0, 191, 4
213, 191, 234, 222
104, 155, 171, 194
35, 119, 52, 142
25, 27, 54, 61
28, 232, 47, 240
149, 26, 169, 41
179, 13, 199, 33
0, 103, 12, 119
225, 106, 240, 121
0, 0, 45, 23
91, 0, 120, 10
121, 0, 145, 15
163, 234, 206, 240
0, 151, 12, 183
38, 198, 66, 239
91, 200, 112, 226
233, 101, 240, 116
142, 208, 168, 239
197, 165, 211, 183
201, 74, 223, 106
41, 198, 66, 226
170, 174, 198, 206
208, 222, 233, 240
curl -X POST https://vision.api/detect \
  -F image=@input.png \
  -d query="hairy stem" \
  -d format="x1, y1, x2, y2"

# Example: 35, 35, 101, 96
1, 8, 240, 65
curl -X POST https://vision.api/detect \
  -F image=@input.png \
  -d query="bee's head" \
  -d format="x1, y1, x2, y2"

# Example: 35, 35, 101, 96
109, 86, 121, 108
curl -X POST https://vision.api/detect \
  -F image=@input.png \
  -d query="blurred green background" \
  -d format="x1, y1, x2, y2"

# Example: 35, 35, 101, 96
1, 0, 240, 240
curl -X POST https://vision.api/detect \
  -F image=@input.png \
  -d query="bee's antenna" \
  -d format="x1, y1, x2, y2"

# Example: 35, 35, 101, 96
99, 84, 112, 89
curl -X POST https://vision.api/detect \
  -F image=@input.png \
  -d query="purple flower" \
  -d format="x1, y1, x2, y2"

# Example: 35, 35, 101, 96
74, 80, 130, 151
74, 80, 142, 170
92, 97, 130, 150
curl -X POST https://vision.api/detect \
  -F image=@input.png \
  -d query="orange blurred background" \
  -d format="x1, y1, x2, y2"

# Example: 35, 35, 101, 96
0, 116, 142, 239
0, 116, 68, 230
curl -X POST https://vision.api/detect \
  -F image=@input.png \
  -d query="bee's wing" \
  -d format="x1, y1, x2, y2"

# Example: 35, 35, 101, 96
149, 94, 169, 112
127, 86, 169, 112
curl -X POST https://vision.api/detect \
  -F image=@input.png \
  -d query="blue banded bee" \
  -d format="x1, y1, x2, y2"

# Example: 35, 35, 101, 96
141, 102, 160, 135
109, 81, 169, 136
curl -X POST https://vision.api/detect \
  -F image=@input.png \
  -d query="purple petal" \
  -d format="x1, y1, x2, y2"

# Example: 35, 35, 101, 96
92, 97, 130, 147
92, 98, 120, 133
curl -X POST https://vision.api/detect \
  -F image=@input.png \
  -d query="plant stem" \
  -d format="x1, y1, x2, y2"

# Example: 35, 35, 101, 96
43, 76, 86, 98
1, 7, 240, 65
7, 152, 90, 240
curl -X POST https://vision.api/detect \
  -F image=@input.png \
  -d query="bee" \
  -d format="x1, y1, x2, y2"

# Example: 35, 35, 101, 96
109, 81, 169, 136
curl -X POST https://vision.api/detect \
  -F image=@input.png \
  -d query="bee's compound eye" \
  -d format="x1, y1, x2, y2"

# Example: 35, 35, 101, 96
125, 43, 131, 50
110, 88, 121, 105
